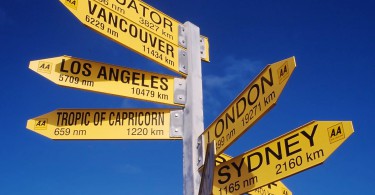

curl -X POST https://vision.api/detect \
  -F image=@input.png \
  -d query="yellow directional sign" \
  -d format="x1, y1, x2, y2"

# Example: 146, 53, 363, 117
91, 0, 181, 47
60, 0, 187, 75
216, 154, 292, 195
213, 121, 354, 194
27, 108, 183, 140
249, 182, 292, 195
84, 0, 210, 62
201, 36, 210, 62
202, 57, 296, 155
128, 0, 210, 62
29, 56, 185, 106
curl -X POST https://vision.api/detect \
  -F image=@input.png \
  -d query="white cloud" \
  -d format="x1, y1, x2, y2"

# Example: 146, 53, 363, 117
204, 55, 261, 89
115, 163, 142, 174
203, 55, 263, 122
118, 55, 264, 123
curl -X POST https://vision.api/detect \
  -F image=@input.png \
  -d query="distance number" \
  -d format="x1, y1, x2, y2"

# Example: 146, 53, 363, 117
216, 136, 225, 151
54, 128, 71, 136
59, 74, 79, 84
85, 15, 105, 30
275, 155, 303, 175
131, 87, 155, 98
127, 128, 148, 136
241, 102, 262, 126
143, 45, 163, 60
139, 17, 160, 32
218, 180, 240, 195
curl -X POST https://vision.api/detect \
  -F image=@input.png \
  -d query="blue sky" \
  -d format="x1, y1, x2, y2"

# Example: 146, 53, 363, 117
1, 0, 374, 194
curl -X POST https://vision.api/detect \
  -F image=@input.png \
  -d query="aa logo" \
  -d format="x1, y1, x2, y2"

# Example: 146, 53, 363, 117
37, 61, 52, 74
278, 61, 289, 84
65, 0, 78, 10
282, 188, 290, 195
34, 119, 48, 130
327, 123, 345, 143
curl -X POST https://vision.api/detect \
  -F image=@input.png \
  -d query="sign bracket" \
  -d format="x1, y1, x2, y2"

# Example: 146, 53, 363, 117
174, 78, 187, 105
178, 49, 188, 74
170, 110, 184, 138
197, 134, 205, 169
179, 24, 187, 48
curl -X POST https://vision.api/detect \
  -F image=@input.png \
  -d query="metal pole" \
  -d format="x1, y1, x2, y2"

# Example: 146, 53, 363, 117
183, 21, 204, 195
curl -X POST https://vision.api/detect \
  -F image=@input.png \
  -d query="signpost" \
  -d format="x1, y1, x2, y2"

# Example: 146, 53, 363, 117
202, 57, 296, 155
213, 121, 354, 194
216, 153, 292, 195
27, 108, 183, 140
25, 1, 355, 194
182, 22, 205, 195
29, 56, 186, 106
60, 0, 187, 74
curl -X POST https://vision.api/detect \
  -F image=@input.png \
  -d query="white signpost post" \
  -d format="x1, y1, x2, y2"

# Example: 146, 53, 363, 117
182, 21, 205, 195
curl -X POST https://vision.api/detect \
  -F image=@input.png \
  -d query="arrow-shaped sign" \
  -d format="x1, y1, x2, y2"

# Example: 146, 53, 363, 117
248, 182, 292, 195
29, 56, 186, 106
83, 0, 210, 62
213, 121, 354, 194
216, 154, 292, 195
94, 0, 184, 48
27, 108, 183, 140
202, 57, 296, 155
60, 0, 187, 74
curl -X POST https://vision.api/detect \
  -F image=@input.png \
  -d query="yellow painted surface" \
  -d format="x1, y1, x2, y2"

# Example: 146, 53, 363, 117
131, 0, 210, 62
60, 0, 183, 74
248, 181, 292, 195
213, 121, 354, 194
201, 36, 210, 62
27, 108, 182, 140
216, 154, 292, 195
100, 0, 180, 46
29, 56, 183, 106
203, 57, 297, 155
